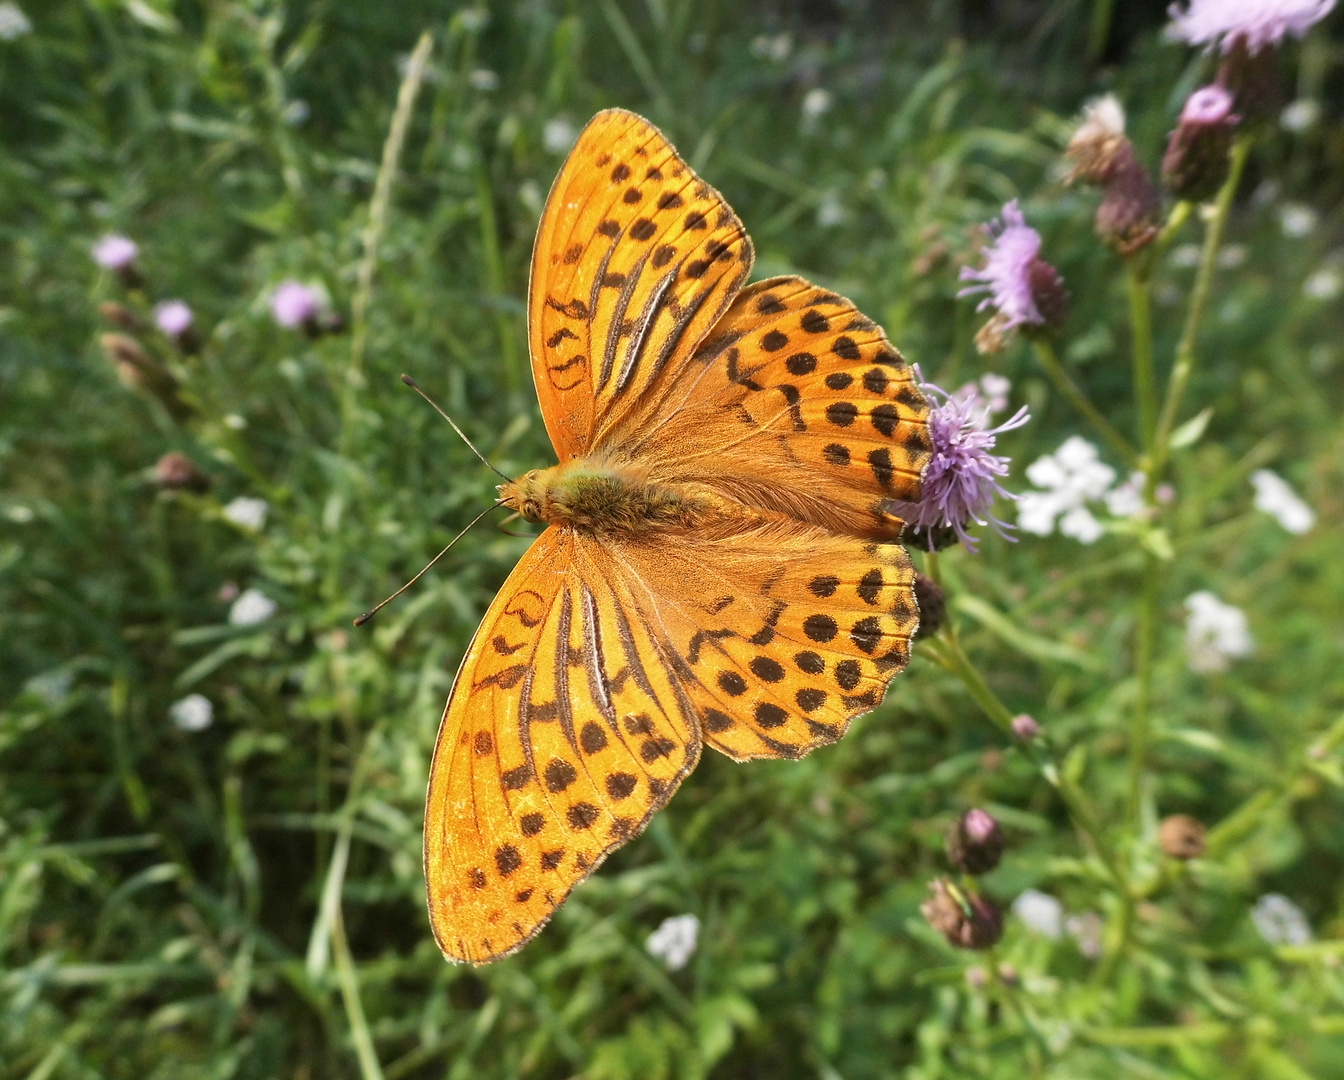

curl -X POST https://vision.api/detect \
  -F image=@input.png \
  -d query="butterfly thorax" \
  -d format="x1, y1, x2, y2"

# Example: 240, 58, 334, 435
500, 461, 727, 538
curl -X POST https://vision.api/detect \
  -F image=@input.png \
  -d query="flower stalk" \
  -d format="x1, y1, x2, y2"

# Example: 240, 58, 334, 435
1029, 339, 1139, 469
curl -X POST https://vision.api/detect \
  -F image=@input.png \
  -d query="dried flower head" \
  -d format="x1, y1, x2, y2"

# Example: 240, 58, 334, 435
948, 809, 1007, 875
922, 879, 1003, 950
1168, 0, 1336, 55
892, 373, 1029, 553
1065, 95, 1130, 184
1158, 814, 1207, 859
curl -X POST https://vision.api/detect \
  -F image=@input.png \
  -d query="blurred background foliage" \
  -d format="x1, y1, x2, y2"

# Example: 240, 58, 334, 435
2, 1, 1343, 1077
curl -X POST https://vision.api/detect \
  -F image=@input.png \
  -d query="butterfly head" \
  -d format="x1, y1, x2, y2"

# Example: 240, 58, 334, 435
498, 469, 552, 525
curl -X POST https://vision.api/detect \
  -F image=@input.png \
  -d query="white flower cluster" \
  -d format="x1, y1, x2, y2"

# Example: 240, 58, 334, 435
170, 693, 214, 732
1011, 890, 1103, 956
229, 588, 277, 626
951, 372, 1013, 425
1018, 437, 1138, 543
1250, 469, 1315, 534
0, 2, 31, 41
646, 913, 700, 971
1184, 591, 1252, 674
223, 496, 268, 531
1251, 893, 1312, 946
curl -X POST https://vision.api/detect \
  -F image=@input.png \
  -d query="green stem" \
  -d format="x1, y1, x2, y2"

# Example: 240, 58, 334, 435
1031, 339, 1140, 470
1127, 555, 1161, 834
1148, 138, 1251, 495
474, 163, 523, 403
1126, 264, 1157, 453
332, 904, 386, 1080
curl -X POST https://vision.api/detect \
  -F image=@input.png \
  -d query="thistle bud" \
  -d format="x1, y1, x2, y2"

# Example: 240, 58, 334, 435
1158, 814, 1206, 860
100, 333, 190, 419
922, 878, 1003, 950
1011, 713, 1041, 740
99, 301, 143, 331
154, 452, 211, 494
948, 808, 1006, 875
911, 573, 946, 639
1163, 85, 1239, 202
1024, 258, 1069, 335
1095, 153, 1162, 255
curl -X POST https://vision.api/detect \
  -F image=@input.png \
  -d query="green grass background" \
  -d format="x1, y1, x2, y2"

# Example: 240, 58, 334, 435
2, 1, 1343, 1077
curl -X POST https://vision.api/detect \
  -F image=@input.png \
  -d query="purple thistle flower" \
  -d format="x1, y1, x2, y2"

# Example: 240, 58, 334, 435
154, 299, 194, 337
958, 201, 1044, 331
1168, 0, 1336, 54
92, 235, 138, 270
891, 371, 1030, 553
271, 280, 321, 329
1182, 83, 1236, 123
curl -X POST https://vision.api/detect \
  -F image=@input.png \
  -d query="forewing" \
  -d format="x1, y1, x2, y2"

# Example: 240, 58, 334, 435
424, 528, 702, 965
610, 514, 919, 762
614, 277, 933, 540
528, 109, 754, 460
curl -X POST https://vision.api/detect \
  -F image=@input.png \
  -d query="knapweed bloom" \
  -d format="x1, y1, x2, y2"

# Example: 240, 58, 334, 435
1251, 893, 1312, 945
229, 588, 277, 626
646, 914, 699, 971
170, 693, 214, 732
958, 201, 1068, 351
1184, 590, 1252, 673
1168, 0, 1336, 54
1163, 84, 1240, 201
1251, 469, 1315, 533
892, 372, 1029, 553
271, 280, 322, 330
1017, 437, 1117, 544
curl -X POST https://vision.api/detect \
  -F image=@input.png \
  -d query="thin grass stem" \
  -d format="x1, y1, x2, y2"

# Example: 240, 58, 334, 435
1030, 339, 1139, 469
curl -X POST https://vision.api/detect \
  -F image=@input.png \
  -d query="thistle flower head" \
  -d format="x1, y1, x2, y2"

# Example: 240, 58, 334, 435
92, 234, 138, 270
1182, 83, 1237, 123
1168, 0, 1336, 54
894, 372, 1029, 553
271, 280, 321, 329
154, 299, 194, 337
958, 201, 1045, 330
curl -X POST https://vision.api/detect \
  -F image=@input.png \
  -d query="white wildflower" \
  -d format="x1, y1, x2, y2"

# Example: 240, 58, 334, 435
1104, 471, 1147, 518
229, 588, 277, 627
0, 2, 31, 40
467, 68, 498, 91
223, 496, 268, 530
801, 87, 832, 121
1171, 242, 1202, 267
750, 32, 792, 61
1012, 889, 1064, 940
1304, 266, 1342, 301
979, 373, 1011, 413
542, 117, 577, 155
1279, 202, 1319, 238
1184, 591, 1252, 674
815, 191, 847, 228
1017, 436, 1117, 543
646, 913, 699, 971
170, 693, 214, 732
1250, 469, 1315, 534
26, 669, 72, 704
1281, 99, 1321, 131
1251, 893, 1312, 946
1217, 244, 1248, 268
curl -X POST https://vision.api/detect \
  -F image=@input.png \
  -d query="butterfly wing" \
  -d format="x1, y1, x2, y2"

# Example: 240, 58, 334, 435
528, 109, 754, 461
424, 527, 702, 965
606, 514, 919, 762
611, 276, 933, 540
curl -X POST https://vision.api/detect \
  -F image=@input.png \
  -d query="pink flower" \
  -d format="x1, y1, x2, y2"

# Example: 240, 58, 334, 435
1181, 83, 1236, 123
892, 372, 1030, 553
92, 235, 138, 270
958, 201, 1044, 330
154, 300, 194, 337
1168, 0, 1337, 54
271, 280, 321, 328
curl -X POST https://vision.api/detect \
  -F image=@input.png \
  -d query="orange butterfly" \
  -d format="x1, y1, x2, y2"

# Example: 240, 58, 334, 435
425, 109, 932, 964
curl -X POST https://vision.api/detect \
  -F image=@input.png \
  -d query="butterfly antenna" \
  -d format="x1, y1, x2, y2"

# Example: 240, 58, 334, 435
353, 501, 504, 627
401, 374, 513, 483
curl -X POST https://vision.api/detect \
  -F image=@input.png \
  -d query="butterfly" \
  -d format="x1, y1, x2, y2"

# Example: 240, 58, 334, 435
424, 108, 932, 964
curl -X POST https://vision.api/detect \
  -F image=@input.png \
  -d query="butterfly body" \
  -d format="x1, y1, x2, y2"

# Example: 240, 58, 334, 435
425, 109, 934, 965
501, 462, 729, 537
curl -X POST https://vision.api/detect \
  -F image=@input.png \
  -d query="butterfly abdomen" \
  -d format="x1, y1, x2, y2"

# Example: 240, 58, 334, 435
501, 461, 724, 537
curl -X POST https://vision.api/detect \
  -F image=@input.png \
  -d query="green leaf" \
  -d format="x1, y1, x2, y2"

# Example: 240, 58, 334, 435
1170, 407, 1214, 449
